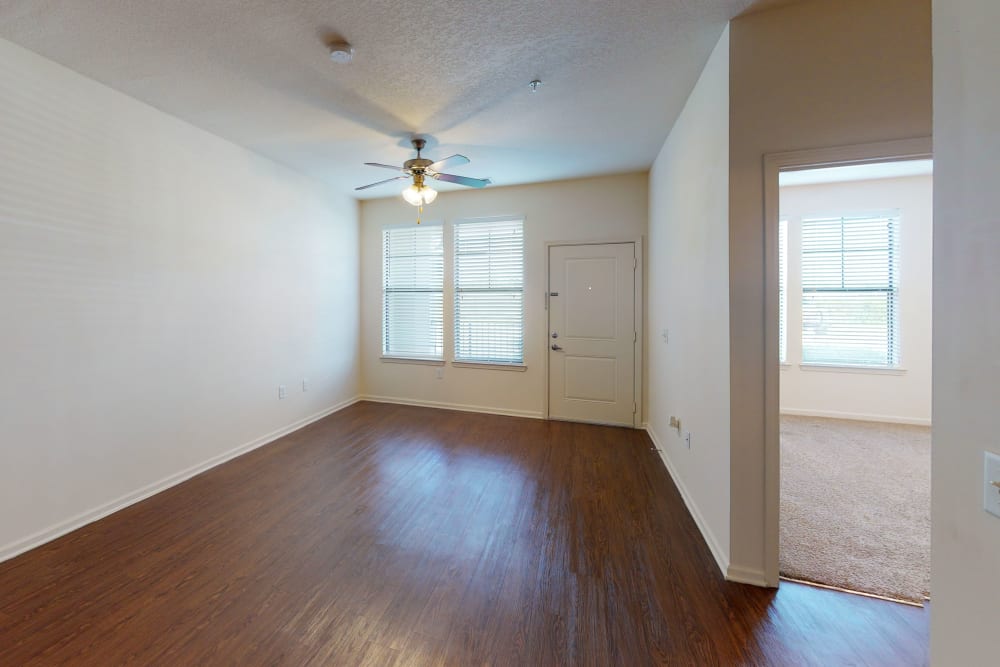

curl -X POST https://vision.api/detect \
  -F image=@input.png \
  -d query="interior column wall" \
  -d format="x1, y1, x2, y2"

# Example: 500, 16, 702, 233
646, 26, 732, 574
931, 0, 1000, 662
728, 0, 932, 580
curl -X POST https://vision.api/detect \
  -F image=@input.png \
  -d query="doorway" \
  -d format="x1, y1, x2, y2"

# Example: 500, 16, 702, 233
547, 242, 640, 427
764, 139, 933, 605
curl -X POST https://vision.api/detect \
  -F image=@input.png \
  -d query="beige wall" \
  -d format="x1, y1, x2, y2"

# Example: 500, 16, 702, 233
728, 0, 932, 578
931, 1, 1000, 663
647, 27, 731, 574
359, 173, 648, 418
0, 38, 361, 560
779, 175, 933, 425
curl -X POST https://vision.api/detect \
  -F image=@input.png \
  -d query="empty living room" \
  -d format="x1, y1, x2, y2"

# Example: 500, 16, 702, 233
1, 0, 996, 665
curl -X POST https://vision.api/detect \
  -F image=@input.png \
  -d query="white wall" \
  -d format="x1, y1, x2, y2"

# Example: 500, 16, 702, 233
0, 38, 361, 560
647, 28, 731, 574
728, 0, 932, 579
931, 1, 1000, 663
359, 173, 648, 419
779, 175, 933, 425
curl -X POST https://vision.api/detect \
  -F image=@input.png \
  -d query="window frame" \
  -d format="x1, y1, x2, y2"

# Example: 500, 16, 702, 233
778, 217, 789, 365
452, 216, 526, 367
380, 221, 445, 362
798, 210, 901, 369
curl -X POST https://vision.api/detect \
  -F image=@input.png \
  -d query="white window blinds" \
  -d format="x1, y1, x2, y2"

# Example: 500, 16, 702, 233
778, 218, 788, 364
801, 212, 900, 367
382, 224, 443, 359
454, 218, 524, 364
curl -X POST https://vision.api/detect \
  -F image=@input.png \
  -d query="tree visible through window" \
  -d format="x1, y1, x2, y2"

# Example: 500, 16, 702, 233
801, 212, 900, 367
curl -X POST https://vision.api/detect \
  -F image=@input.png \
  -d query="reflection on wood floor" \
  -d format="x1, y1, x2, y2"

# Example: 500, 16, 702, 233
0, 401, 928, 665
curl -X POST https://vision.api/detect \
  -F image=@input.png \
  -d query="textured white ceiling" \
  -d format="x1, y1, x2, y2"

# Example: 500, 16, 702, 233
0, 0, 764, 198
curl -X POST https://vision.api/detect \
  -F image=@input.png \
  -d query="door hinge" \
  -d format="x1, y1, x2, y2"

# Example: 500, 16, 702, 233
633, 330, 637, 343
633, 256, 637, 270
632, 402, 637, 414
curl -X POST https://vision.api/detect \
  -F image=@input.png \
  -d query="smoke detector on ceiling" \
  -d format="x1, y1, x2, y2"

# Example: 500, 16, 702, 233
329, 42, 354, 64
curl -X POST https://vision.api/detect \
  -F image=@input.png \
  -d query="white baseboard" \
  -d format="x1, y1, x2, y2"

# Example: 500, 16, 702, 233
0, 396, 362, 564
726, 564, 771, 587
645, 425, 729, 578
360, 394, 544, 420
780, 407, 930, 426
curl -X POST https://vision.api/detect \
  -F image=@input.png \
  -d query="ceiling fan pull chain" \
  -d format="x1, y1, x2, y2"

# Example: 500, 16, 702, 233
417, 204, 422, 225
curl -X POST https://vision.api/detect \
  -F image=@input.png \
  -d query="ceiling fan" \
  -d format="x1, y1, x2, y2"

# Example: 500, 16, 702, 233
355, 138, 491, 206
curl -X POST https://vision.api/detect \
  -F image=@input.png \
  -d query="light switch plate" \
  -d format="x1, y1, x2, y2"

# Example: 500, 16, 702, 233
985, 451, 1000, 519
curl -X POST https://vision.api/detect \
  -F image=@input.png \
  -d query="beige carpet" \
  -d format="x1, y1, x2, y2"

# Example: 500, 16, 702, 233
780, 415, 931, 603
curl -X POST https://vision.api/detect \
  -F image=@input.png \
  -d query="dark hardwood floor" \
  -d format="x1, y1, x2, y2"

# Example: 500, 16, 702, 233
0, 402, 928, 666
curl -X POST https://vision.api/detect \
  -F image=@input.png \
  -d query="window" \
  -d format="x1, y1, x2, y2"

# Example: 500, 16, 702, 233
382, 224, 443, 359
779, 218, 788, 364
801, 212, 900, 367
454, 218, 524, 364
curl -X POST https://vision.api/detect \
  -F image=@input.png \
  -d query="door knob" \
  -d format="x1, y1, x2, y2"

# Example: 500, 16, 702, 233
551, 332, 559, 338
551, 344, 563, 351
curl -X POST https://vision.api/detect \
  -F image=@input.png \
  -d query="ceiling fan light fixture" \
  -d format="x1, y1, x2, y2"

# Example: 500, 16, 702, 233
402, 184, 437, 206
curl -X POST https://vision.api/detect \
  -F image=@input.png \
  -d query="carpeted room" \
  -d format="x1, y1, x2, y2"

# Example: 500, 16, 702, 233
776, 163, 932, 605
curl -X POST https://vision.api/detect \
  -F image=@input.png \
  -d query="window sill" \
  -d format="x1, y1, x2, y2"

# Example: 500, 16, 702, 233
380, 356, 445, 366
452, 361, 527, 372
779, 363, 791, 370
798, 363, 906, 376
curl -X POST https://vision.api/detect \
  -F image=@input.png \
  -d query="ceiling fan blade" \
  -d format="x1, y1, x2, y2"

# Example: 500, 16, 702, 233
364, 162, 407, 172
432, 173, 491, 188
355, 175, 409, 191
427, 154, 470, 172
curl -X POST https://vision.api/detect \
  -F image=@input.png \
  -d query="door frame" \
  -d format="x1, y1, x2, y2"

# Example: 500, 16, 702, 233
762, 137, 933, 587
543, 238, 644, 428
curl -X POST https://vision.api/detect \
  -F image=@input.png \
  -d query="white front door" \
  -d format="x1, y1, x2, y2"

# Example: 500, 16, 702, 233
548, 242, 637, 427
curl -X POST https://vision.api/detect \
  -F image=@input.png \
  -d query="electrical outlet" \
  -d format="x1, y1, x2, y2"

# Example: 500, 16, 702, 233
985, 451, 1000, 519
435, 367, 443, 380
278, 385, 287, 400
662, 328, 669, 343
302, 378, 309, 392
685, 431, 692, 449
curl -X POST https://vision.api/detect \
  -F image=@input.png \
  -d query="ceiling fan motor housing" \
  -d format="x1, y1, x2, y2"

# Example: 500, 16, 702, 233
405, 138, 431, 172
403, 158, 433, 172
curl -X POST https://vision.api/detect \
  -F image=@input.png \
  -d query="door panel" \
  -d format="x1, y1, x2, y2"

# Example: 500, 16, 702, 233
564, 356, 618, 402
548, 243, 636, 426
565, 258, 618, 339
